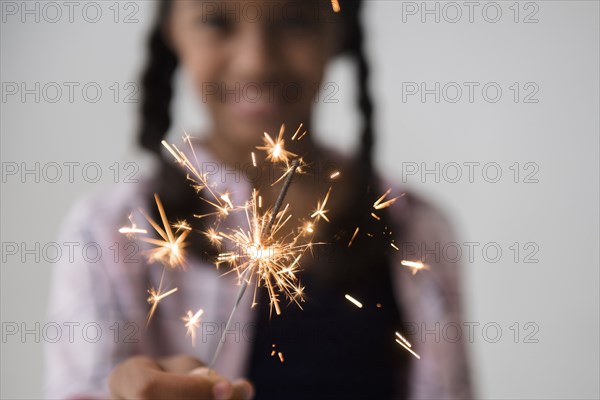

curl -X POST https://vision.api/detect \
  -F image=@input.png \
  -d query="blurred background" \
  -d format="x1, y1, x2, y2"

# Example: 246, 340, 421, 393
1, 0, 598, 398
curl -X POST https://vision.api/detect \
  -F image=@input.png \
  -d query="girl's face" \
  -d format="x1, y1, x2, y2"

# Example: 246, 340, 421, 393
167, 0, 341, 149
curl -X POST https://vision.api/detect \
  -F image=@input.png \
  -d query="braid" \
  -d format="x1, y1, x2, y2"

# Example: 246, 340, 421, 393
353, 17, 375, 177
341, 1, 375, 179
139, 0, 177, 154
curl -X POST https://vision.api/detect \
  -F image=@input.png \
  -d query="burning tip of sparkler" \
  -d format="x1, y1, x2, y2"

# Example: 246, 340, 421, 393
400, 260, 428, 275
345, 294, 363, 308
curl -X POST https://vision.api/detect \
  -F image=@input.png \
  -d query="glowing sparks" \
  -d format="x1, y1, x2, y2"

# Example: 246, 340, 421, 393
183, 308, 204, 347
119, 215, 147, 236
401, 260, 428, 275
395, 332, 420, 359
161, 140, 240, 220
291, 123, 305, 140
303, 221, 315, 235
137, 194, 191, 269
345, 294, 363, 308
256, 124, 297, 165
270, 344, 285, 362
395, 331, 412, 348
125, 130, 325, 355
331, 0, 341, 13
215, 189, 310, 316
146, 287, 178, 327
329, 171, 340, 179
373, 189, 402, 210
119, 195, 189, 326
390, 242, 399, 251
348, 227, 360, 247
204, 227, 223, 246
311, 187, 332, 223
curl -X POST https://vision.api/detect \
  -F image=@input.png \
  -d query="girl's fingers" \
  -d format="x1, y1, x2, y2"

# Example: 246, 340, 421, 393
232, 379, 255, 400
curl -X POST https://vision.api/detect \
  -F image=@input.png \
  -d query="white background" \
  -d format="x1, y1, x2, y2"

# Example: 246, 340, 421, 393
1, 1, 599, 398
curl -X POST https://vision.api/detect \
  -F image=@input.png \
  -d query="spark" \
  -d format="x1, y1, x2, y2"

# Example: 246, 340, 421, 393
303, 221, 315, 235
256, 124, 297, 165
291, 123, 305, 140
331, 0, 341, 13
401, 260, 428, 275
162, 139, 239, 219
348, 227, 360, 247
396, 337, 420, 360
251, 152, 257, 167
345, 294, 363, 308
137, 194, 191, 269
118, 215, 147, 236
390, 242, 399, 251
373, 189, 403, 210
311, 187, 332, 223
182, 308, 204, 347
330, 171, 340, 179
203, 227, 223, 246
395, 331, 412, 348
270, 344, 285, 362
119, 195, 189, 327
146, 286, 178, 327
296, 130, 308, 141
371, 212, 381, 220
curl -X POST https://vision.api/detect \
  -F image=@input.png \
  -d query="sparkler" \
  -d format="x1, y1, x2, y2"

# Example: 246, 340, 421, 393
154, 125, 326, 354
122, 120, 424, 366
210, 159, 302, 369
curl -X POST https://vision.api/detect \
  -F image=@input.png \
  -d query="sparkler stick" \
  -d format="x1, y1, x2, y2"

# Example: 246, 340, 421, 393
210, 158, 301, 370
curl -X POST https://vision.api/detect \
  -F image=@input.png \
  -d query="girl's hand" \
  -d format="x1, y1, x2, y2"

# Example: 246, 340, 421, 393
109, 355, 254, 400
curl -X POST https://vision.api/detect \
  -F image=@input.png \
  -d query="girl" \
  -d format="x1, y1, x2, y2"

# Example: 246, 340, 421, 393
45, 1, 471, 399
